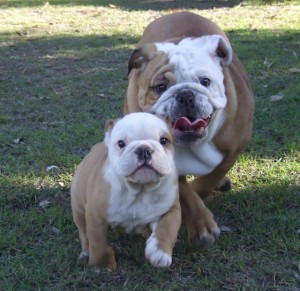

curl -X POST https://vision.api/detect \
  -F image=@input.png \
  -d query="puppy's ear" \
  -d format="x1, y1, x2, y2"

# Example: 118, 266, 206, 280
128, 43, 157, 75
104, 118, 120, 145
105, 119, 116, 133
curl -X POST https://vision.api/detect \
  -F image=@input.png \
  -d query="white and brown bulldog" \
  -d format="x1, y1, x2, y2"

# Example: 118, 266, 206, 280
71, 112, 181, 269
124, 12, 254, 247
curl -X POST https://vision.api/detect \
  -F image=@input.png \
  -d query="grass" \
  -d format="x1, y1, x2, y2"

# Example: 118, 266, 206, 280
0, 0, 299, 289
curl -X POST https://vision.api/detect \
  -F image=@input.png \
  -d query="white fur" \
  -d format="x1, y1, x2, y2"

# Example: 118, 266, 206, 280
152, 36, 231, 176
104, 113, 178, 233
105, 165, 177, 233
105, 113, 174, 181
174, 141, 223, 176
145, 223, 172, 267
155, 35, 229, 111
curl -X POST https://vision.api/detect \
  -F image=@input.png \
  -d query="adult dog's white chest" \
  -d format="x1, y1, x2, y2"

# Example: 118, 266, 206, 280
174, 110, 225, 176
106, 169, 177, 233
174, 141, 223, 176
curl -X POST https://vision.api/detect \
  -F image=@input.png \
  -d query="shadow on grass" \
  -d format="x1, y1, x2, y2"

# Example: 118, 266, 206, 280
1, 0, 245, 10
0, 29, 299, 162
0, 176, 298, 289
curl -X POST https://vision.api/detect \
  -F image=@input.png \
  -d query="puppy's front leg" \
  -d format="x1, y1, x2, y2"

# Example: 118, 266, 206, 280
145, 196, 181, 267
85, 203, 116, 269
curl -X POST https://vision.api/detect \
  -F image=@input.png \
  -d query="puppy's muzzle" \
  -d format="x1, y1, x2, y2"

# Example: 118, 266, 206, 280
135, 146, 153, 162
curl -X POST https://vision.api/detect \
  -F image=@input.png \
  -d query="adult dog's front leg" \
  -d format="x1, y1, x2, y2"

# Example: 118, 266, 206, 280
179, 176, 220, 247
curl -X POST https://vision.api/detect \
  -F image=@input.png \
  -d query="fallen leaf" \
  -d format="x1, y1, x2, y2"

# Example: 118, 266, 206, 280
263, 57, 274, 69
287, 68, 300, 73
13, 137, 25, 144
39, 200, 50, 208
220, 226, 233, 232
46, 165, 59, 171
52, 227, 60, 234
270, 94, 283, 101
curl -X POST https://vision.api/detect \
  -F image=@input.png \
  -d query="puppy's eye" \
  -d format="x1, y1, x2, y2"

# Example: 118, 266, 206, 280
160, 137, 169, 146
155, 84, 167, 94
117, 140, 126, 148
199, 78, 211, 87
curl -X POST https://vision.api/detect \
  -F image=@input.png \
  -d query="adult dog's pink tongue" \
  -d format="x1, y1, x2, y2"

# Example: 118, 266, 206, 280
174, 117, 206, 132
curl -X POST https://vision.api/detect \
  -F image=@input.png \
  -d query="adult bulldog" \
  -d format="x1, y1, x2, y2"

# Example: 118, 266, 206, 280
124, 11, 254, 247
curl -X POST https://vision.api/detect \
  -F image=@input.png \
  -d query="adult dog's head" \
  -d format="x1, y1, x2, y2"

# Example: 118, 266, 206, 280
126, 35, 232, 146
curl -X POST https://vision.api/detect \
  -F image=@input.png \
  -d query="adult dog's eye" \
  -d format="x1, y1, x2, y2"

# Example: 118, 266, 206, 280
160, 137, 169, 145
155, 84, 167, 94
199, 78, 211, 87
117, 140, 126, 148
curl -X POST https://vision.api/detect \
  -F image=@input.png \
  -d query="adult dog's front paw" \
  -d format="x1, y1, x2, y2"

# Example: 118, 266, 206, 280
145, 234, 172, 267
188, 214, 220, 248
78, 251, 89, 264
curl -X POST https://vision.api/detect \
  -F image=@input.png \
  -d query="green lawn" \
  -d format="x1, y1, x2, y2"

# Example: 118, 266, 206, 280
0, 1, 299, 289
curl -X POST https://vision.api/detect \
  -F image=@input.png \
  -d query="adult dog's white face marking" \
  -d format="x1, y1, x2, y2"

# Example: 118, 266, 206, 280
105, 112, 175, 184
152, 35, 232, 147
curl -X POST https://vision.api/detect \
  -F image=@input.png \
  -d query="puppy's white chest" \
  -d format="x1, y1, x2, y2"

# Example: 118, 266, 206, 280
107, 183, 176, 233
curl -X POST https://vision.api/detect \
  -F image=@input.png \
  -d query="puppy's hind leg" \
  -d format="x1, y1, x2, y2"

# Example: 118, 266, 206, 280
85, 203, 117, 269
72, 207, 90, 264
145, 196, 181, 267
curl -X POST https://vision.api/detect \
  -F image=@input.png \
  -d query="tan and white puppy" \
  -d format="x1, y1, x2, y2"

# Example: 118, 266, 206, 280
124, 12, 254, 247
71, 112, 181, 269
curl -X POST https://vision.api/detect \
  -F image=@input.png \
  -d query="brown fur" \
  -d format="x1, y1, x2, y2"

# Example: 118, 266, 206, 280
124, 12, 254, 245
71, 136, 181, 268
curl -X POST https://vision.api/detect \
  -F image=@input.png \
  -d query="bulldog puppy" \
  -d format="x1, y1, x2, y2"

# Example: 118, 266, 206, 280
71, 112, 181, 269
124, 12, 254, 247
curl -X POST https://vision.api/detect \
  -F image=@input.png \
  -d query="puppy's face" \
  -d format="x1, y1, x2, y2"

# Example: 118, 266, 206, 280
105, 113, 175, 184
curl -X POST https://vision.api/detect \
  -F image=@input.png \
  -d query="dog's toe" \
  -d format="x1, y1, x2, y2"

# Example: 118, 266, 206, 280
194, 226, 220, 248
145, 235, 172, 267
78, 251, 89, 264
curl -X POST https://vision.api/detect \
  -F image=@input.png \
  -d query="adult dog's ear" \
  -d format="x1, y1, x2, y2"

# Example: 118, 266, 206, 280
128, 48, 144, 75
194, 35, 232, 67
214, 35, 232, 66
127, 43, 157, 75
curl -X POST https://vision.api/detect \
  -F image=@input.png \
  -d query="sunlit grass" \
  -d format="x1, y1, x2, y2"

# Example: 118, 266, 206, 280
0, 1, 299, 289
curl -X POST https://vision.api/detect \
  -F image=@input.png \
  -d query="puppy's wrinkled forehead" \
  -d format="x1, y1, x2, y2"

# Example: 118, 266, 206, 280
111, 113, 171, 142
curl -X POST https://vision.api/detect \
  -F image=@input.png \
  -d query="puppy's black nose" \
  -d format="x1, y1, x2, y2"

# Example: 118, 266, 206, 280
176, 90, 195, 107
135, 147, 153, 161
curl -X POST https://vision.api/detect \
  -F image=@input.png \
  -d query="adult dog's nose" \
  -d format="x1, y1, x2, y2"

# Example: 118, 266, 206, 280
135, 146, 153, 161
176, 90, 195, 107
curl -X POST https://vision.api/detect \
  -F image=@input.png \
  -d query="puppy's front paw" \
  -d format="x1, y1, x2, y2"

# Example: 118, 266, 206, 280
145, 234, 172, 267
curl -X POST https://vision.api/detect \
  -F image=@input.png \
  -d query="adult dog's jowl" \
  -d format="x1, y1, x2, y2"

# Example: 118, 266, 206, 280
124, 12, 254, 247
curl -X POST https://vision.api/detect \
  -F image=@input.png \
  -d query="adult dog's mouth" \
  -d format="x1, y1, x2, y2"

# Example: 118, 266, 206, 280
172, 115, 212, 143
